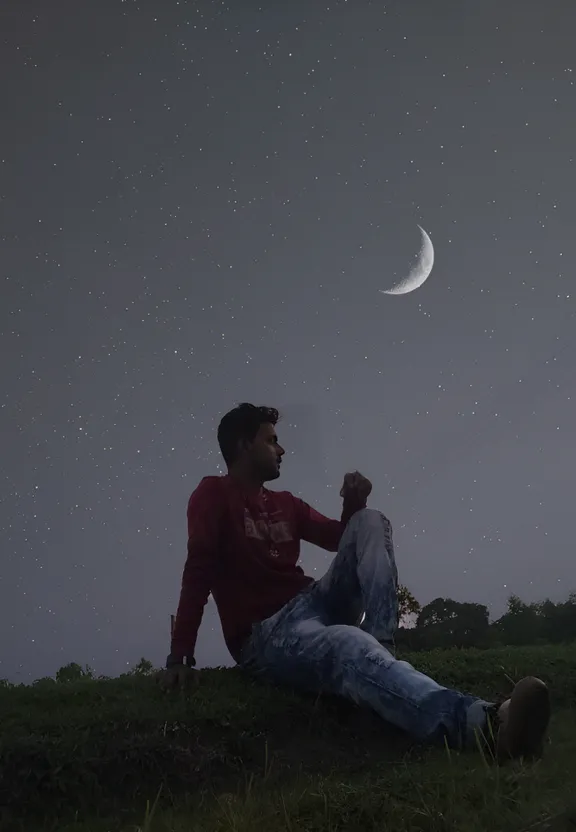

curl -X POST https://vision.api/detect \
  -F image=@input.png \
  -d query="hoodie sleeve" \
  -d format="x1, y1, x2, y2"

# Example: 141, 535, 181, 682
170, 478, 224, 660
293, 495, 366, 552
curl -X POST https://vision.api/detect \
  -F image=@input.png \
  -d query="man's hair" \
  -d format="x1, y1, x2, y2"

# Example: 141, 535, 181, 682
217, 402, 279, 466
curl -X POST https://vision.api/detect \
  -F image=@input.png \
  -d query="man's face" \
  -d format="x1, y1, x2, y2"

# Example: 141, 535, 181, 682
247, 422, 285, 482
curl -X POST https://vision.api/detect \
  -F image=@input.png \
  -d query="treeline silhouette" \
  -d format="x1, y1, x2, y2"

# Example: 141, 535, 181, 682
3, 591, 575, 688
0, 657, 158, 687
396, 590, 576, 652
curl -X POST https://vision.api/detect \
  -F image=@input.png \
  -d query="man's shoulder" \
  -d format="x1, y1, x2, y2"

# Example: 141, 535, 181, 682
197, 475, 226, 490
188, 475, 228, 505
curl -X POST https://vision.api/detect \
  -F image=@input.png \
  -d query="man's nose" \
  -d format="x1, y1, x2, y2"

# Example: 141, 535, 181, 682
278, 446, 285, 457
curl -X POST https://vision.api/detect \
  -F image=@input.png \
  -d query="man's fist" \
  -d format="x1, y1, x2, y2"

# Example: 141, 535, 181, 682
340, 471, 372, 503
155, 664, 199, 691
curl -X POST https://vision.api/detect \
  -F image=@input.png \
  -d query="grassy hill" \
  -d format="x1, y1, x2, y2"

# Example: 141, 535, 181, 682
2, 644, 576, 831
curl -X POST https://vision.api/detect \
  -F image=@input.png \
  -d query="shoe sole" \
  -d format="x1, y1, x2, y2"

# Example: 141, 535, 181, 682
497, 676, 551, 762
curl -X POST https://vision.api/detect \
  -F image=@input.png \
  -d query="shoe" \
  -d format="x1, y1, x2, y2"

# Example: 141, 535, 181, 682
488, 676, 551, 763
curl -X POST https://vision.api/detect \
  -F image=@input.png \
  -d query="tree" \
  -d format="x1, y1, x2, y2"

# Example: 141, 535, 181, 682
491, 595, 541, 646
552, 593, 576, 642
32, 677, 56, 688
55, 662, 94, 683
397, 584, 421, 623
127, 657, 155, 676
492, 593, 576, 646
416, 597, 490, 649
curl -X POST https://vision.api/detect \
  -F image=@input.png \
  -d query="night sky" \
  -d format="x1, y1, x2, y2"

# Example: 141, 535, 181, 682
2, 1, 575, 683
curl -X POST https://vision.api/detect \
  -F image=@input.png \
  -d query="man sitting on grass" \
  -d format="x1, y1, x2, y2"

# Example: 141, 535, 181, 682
160, 402, 551, 762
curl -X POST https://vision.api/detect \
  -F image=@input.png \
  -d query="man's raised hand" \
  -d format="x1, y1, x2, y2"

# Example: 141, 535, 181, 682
340, 471, 372, 503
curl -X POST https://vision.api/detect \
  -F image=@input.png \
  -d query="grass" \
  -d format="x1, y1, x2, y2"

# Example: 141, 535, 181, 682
2, 644, 576, 831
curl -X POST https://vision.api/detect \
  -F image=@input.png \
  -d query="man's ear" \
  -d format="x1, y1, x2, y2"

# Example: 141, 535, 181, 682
237, 438, 250, 457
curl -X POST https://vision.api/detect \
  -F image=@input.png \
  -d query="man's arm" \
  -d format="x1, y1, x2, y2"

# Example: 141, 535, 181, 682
168, 479, 223, 667
293, 494, 366, 552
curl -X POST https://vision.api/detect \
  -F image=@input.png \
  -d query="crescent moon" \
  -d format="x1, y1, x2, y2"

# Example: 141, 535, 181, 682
380, 225, 434, 295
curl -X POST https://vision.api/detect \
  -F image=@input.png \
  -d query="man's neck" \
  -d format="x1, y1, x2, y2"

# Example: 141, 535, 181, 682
227, 468, 264, 493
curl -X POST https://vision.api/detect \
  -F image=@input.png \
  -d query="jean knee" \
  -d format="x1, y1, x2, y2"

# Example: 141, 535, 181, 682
326, 625, 397, 677
351, 507, 391, 529
327, 623, 382, 654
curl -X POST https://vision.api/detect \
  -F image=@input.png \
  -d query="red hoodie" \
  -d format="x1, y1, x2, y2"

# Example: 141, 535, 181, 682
171, 475, 365, 662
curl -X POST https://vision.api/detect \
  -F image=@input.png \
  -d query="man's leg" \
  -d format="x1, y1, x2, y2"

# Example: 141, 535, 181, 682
313, 508, 399, 647
242, 592, 490, 749
240, 509, 551, 757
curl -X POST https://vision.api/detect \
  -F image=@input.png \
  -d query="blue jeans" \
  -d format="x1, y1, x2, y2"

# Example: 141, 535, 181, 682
239, 508, 491, 749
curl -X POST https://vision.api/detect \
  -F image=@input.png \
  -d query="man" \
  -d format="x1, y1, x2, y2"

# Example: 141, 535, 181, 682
160, 402, 550, 761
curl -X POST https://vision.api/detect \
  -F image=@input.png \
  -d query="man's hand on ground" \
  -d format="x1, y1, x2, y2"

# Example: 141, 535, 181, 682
340, 471, 372, 503
155, 664, 199, 691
